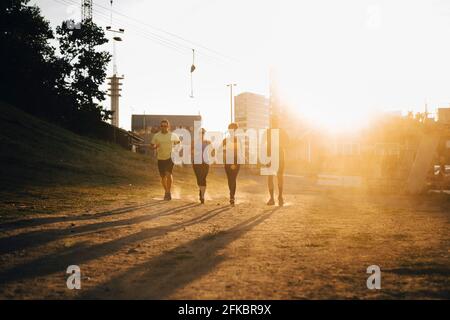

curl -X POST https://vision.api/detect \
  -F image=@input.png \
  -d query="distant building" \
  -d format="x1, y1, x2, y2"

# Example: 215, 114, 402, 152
438, 108, 450, 124
234, 92, 269, 129
131, 114, 202, 134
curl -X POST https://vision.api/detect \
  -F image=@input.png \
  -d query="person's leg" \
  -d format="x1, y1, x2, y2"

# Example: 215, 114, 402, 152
158, 160, 169, 198
166, 174, 173, 192
267, 175, 275, 205
225, 165, 232, 193
161, 176, 167, 191
230, 169, 237, 199
277, 152, 285, 206
193, 164, 201, 186
203, 164, 210, 184
224, 165, 235, 204
234, 164, 240, 197
165, 159, 174, 200
277, 171, 284, 206
193, 164, 201, 201
199, 164, 209, 202
229, 165, 240, 203
193, 164, 206, 203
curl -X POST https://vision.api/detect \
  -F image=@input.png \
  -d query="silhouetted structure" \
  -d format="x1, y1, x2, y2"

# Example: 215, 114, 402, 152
107, 75, 123, 127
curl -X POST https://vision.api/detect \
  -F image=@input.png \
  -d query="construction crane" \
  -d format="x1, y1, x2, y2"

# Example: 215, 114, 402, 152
81, 0, 93, 22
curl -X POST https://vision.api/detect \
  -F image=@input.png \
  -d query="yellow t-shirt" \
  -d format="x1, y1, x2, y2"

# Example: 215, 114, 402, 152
151, 132, 180, 160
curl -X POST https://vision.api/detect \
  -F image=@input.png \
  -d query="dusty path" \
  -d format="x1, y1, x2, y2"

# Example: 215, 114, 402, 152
0, 176, 449, 299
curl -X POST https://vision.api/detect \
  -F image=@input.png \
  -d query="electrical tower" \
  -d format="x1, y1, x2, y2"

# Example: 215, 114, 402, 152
107, 75, 123, 127
81, 0, 93, 22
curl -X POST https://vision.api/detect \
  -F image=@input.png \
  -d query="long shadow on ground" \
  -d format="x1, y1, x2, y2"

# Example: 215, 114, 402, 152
0, 204, 229, 285
0, 202, 198, 255
0, 200, 166, 231
81, 207, 280, 299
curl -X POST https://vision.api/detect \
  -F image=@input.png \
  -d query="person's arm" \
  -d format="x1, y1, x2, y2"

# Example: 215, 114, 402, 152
172, 133, 181, 145
207, 141, 216, 157
190, 139, 195, 162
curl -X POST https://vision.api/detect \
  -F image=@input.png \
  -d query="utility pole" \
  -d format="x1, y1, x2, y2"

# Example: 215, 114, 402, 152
227, 83, 237, 123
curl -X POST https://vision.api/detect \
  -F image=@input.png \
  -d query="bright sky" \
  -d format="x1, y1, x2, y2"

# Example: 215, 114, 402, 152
34, 0, 450, 132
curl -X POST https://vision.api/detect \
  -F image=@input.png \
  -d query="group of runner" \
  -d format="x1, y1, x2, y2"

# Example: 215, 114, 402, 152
150, 119, 287, 207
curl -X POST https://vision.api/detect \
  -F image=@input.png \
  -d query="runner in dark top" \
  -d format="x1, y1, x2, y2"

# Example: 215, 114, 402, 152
266, 115, 289, 206
222, 123, 242, 206
192, 128, 211, 204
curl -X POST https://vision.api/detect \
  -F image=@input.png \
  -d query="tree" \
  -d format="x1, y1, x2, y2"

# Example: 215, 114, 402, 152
56, 20, 112, 126
0, 0, 64, 119
1, 0, 112, 130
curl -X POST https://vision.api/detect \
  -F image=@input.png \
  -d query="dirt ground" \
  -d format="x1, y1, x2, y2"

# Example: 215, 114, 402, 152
0, 171, 449, 299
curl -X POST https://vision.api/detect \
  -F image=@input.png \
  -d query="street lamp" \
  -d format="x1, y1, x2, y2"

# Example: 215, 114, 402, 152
227, 83, 237, 123
106, 26, 124, 75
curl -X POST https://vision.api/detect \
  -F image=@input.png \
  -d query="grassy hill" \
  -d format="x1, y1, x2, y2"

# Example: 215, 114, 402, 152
0, 102, 156, 188
0, 102, 164, 219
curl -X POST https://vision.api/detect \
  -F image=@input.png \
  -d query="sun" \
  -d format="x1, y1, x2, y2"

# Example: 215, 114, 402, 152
269, 64, 375, 133
266, 3, 381, 133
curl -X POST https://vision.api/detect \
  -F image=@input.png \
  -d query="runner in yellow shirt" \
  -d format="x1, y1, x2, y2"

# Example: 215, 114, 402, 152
150, 119, 180, 200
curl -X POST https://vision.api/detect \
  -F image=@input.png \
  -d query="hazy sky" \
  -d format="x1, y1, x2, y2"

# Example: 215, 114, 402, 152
34, 0, 450, 131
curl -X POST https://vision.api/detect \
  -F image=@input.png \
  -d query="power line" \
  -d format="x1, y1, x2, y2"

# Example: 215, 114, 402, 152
54, 0, 213, 60
54, 0, 236, 65
92, 7, 190, 55
54, 0, 191, 54
92, 0, 239, 63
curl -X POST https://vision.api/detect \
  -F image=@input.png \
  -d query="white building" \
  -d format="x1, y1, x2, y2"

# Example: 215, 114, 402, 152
438, 108, 450, 124
234, 92, 269, 129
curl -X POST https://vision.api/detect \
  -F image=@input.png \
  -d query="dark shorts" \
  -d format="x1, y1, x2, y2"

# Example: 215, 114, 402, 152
158, 159, 174, 177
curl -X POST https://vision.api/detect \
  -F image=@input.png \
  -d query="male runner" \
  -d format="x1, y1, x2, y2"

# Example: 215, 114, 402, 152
150, 119, 180, 200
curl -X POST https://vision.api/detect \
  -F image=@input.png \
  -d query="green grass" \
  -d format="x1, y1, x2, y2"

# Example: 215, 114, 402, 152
0, 101, 156, 188
0, 102, 158, 219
